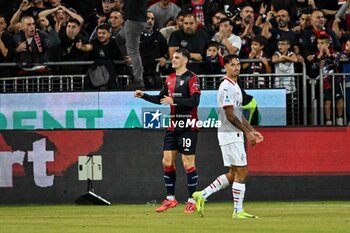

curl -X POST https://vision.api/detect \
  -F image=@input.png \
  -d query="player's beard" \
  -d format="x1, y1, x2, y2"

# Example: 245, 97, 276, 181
233, 70, 240, 76
243, 16, 251, 25
278, 20, 287, 28
184, 28, 195, 35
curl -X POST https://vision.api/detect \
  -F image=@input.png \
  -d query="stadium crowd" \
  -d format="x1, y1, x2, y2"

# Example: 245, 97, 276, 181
0, 0, 349, 125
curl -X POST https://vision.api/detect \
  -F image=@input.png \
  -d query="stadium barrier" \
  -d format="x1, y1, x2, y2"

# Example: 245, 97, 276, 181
0, 127, 349, 204
0, 75, 86, 92
312, 72, 348, 125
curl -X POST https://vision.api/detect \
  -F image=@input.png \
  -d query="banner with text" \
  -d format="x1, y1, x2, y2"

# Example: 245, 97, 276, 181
0, 89, 286, 130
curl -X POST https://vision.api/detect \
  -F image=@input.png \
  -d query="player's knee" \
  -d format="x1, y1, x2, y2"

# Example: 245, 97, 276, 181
225, 173, 235, 183
183, 163, 195, 171
235, 176, 247, 183
235, 168, 248, 182
182, 156, 195, 170
162, 157, 172, 166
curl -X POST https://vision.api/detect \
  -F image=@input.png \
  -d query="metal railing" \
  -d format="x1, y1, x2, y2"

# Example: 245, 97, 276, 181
311, 72, 348, 126
0, 75, 85, 92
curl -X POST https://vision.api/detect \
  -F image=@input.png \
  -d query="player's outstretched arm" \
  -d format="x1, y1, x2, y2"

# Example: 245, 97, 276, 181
134, 90, 144, 98
134, 88, 167, 105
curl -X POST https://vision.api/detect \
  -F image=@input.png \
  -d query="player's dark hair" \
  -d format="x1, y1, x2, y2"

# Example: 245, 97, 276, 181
224, 54, 240, 65
176, 10, 187, 19
206, 41, 220, 50
183, 13, 196, 21
298, 8, 312, 18
251, 35, 268, 47
97, 23, 111, 32
175, 48, 191, 61
67, 18, 80, 26
277, 37, 290, 44
207, 41, 220, 50
240, 3, 252, 12
219, 17, 233, 27
318, 35, 330, 42
213, 10, 228, 18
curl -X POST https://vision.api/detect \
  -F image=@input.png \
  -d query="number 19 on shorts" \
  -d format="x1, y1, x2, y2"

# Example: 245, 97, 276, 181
183, 138, 192, 148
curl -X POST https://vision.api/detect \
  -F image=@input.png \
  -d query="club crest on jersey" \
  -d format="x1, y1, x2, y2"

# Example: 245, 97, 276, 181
180, 80, 184, 86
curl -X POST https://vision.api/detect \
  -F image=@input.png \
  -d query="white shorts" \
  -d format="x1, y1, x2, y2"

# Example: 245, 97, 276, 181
220, 142, 247, 167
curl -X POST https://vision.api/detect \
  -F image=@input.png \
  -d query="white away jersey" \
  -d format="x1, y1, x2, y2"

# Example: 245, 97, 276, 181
217, 77, 244, 145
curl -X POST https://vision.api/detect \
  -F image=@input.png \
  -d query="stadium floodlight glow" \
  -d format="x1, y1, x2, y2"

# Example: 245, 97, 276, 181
75, 155, 111, 205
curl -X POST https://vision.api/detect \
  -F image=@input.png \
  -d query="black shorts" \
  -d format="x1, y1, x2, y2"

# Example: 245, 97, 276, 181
324, 80, 344, 101
163, 130, 198, 155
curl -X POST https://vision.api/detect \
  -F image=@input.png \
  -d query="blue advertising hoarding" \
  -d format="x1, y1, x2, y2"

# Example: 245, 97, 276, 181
0, 89, 286, 129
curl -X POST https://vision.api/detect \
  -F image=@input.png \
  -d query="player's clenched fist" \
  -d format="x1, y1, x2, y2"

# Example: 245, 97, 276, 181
134, 90, 144, 98
253, 131, 264, 143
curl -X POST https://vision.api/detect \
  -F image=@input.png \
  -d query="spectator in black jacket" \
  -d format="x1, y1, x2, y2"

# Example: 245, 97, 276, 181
140, 11, 168, 89
38, 5, 84, 33
85, 0, 115, 34
0, 15, 14, 77
308, 0, 339, 28
300, 10, 341, 78
13, 15, 61, 75
76, 23, 124, 90
232, 4, 261, 59
168, 13, 209, 74
202, 9, 227, 40
58, 18, 88, 74
308, 35, 344, 125
300, 10, 341, 63
8, 0, 47, 33
89, 10, 124, 42
261, 8, 302, 61
8, 0, 46, 32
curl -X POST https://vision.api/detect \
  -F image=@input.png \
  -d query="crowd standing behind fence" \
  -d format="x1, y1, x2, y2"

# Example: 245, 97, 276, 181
0, 0, 350, 125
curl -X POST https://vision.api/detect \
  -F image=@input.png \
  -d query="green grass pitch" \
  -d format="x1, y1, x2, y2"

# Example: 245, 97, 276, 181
1, 201, 350, 233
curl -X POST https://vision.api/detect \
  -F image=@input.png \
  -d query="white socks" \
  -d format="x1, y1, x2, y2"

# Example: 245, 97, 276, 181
232, 182, 246, 213
187, 198, 196, 204
202, 174, 230, 199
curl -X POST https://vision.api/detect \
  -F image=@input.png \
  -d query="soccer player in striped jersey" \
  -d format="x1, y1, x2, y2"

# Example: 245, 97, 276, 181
134, 48, 201, 213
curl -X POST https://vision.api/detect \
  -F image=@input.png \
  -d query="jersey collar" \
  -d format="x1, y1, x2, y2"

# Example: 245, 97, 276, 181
224, 76, 237, 86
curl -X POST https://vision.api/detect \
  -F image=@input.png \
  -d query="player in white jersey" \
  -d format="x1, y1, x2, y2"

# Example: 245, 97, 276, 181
192, 54, 264, 218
